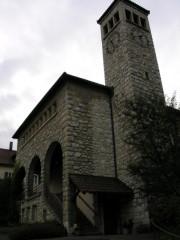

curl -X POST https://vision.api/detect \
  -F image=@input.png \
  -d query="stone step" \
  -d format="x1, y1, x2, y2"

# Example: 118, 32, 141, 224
76, 207, 100, 236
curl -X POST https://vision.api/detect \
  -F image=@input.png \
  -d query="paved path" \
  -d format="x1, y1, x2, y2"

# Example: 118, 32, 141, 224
34, 233, 155, 240
0, 233, 155, 240
53, 234, 154, 240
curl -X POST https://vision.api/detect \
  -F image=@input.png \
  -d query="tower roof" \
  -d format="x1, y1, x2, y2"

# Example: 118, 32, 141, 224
97, 0, 150, 24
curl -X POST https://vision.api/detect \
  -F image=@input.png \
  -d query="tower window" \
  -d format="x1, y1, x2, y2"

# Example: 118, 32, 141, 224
108, 18, 114, 30
140, 17, 146, 28
103, 24, 108, 36
114, 11, 120, 24
125, 9, 132, 21
133, 13, 139, 25
145, 71, 149, 80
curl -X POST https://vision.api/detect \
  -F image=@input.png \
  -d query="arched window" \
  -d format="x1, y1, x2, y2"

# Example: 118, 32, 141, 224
28, 156, 41, 196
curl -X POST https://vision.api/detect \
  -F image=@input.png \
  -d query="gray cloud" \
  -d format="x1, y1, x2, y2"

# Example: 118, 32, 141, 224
0, 0, 179, 149
0, 119, 17, 150
0, 93, 20, 112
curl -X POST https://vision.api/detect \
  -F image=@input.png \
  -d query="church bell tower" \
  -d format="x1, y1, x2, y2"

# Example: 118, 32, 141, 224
97, 0, 164, 100
97, 0, 165, 226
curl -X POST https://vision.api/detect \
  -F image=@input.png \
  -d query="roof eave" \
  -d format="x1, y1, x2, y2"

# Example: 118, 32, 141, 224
12, 73, 111, 139
97, 0, 150, 25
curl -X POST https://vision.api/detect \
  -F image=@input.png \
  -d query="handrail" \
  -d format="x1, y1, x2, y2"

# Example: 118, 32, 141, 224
44, 183, 63, 220
151, 219, 180, 239
78, 194, 98, 216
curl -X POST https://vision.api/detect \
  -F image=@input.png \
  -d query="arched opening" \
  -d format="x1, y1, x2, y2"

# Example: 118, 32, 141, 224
28, 156, 41, 196
44, 142, 63, 221
44, 142, 63, 196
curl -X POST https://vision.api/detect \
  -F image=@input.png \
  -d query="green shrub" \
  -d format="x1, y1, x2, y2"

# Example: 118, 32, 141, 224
9, 222, 67, 240
0, 226, 11, 235
136, 223, 150, 234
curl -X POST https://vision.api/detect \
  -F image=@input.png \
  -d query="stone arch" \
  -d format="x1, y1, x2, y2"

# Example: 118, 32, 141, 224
44, 141, 63, 195
28, 156, 41, 196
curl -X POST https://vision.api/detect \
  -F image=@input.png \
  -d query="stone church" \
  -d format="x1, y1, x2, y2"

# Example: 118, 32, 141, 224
13, 0, 167, 235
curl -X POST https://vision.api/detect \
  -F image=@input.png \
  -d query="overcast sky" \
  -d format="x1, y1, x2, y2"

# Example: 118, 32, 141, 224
0, 0, 179, 150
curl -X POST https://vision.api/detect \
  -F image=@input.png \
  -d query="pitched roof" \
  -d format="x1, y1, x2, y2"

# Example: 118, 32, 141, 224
69, 174, 133, 195
0, 148, 16, 166
12, 72, 112, 139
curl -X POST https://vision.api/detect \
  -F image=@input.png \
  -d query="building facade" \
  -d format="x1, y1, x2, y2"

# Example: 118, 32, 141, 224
0, 142, 16, 179
12, 0, 169, 235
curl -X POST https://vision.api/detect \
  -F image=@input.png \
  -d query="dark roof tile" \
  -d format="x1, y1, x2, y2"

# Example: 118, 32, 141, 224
0, 148, 16, 166
70, 174, 133, 194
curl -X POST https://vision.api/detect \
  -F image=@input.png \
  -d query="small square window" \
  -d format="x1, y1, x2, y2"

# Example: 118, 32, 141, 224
52, 102, 57, 114
140, 17, 146, 28
26, 207, 30, 223
21, 208, 25, 223
114, 11, 120, 24
108, 18, 114, 30
133, 13, 139, 25
43, 209, 47, 222
32, 205, 37, 222
103, 24, 108, 36
125, 9, 132, 21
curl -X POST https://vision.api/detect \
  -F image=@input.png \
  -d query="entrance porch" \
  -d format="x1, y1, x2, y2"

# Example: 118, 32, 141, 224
69, 174, 133, 235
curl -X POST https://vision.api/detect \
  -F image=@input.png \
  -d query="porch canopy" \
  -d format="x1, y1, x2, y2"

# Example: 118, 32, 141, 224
69, 174, 133, 195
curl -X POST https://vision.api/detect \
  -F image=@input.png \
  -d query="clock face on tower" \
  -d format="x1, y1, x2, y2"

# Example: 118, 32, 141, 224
131, 28, 148, 48
106, 31, 121, 54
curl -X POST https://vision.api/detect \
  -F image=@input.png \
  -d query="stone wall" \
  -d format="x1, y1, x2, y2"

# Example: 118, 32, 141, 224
16, 84, 68, 224
64, 81, 115, 229
16, 79, 115, 232
65, 81, 114, 177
